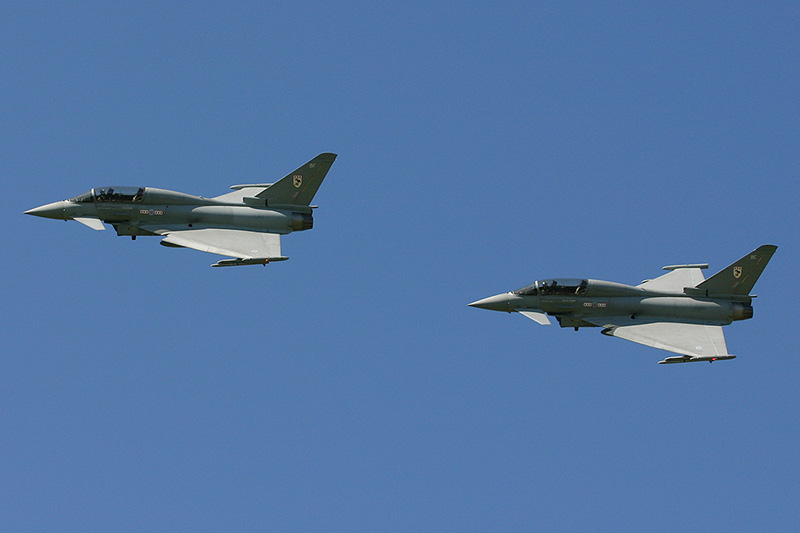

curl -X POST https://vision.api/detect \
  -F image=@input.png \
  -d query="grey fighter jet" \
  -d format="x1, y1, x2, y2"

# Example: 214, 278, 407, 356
469, 245, 777, 364
25, 153, 336, 267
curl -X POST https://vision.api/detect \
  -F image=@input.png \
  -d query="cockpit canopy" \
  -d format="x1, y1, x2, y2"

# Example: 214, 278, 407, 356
513, 278, 588, 296
69, 187, 145, 204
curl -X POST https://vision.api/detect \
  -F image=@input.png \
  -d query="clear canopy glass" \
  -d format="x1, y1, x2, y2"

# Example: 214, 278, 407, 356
69, 187, 145, 203
513, 278, 588, 296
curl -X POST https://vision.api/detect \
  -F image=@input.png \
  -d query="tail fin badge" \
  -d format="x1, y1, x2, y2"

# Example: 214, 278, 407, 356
293, 175, 303, 188
733, 266, 742, 278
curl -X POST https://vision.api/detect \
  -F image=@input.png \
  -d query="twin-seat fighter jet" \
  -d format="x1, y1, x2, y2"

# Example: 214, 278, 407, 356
25, 153, 336, 267
469, 245, 777, 363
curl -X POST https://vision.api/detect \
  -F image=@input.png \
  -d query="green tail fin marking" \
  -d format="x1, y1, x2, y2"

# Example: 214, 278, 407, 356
256, 153, 337, 206
696, 244, 777, 295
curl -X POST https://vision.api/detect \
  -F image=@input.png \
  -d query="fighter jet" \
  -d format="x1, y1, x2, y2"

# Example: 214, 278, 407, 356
469, 245, 777, 364
25, 153, 336, 267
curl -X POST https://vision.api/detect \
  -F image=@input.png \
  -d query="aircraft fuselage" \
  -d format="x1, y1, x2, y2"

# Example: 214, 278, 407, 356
24, 152, 337, 266
470, 279, 753, 327
469, 245, 776, 363
25, 187, 313, 238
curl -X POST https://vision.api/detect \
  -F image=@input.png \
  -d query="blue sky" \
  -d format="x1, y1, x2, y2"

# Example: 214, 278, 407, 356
2, 2, 798, 530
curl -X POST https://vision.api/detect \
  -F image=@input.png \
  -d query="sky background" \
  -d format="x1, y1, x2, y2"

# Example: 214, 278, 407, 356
2, 2, 798, 531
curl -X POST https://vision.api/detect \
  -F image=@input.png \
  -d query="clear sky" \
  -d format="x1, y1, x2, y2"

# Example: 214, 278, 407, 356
2, 2, 799, 531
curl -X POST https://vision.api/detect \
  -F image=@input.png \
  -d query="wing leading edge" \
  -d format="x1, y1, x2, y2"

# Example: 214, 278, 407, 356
158, 228, 287, 267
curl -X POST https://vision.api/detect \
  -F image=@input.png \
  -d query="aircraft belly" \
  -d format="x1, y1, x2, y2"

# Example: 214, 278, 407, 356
555, 316, 598, 328
112, 224, 158, 237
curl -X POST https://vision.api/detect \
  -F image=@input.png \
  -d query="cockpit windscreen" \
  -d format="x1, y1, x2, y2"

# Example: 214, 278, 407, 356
513, 278, 588, 296
95, 187, 145, 203
69, 190, 94, 203
69, 187, 145, 203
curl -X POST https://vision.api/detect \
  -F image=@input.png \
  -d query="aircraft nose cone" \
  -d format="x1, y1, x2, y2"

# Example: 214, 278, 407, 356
24, 201, 67, 220
468, 293, 513, 312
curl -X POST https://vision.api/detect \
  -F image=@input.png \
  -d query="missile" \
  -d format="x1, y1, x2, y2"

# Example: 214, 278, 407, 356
658, 355, 736, 364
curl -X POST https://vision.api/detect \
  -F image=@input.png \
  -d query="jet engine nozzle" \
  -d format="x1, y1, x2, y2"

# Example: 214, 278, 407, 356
732, 303, 754, 321
291, 212, 313, 231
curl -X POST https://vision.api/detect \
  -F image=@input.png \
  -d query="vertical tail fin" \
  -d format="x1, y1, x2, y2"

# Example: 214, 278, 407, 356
256, 153, 337, 206
696, 245, 777, 295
